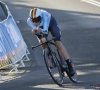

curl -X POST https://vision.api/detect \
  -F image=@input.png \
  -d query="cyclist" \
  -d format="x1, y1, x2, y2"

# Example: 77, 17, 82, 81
27, 8, 75, 76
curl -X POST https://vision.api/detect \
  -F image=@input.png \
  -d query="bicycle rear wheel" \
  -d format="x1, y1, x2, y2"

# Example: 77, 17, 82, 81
67, 62, 77, 83
43, 49, 63, 86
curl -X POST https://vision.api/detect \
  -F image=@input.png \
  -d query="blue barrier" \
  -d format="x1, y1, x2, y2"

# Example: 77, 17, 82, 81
0, 1, 30, 76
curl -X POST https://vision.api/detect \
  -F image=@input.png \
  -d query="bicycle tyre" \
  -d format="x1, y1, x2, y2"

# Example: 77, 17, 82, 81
43, 49, 63, 86
66, 62, 77, 83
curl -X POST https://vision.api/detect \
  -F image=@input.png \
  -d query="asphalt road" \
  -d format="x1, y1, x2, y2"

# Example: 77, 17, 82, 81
0, 0, 100, 90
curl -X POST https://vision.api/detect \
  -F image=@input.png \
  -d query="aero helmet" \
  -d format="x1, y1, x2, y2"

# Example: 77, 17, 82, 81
29, 8, 42, 19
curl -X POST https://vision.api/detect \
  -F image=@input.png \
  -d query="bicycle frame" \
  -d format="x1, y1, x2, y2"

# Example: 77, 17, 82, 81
32, 34, 67, 70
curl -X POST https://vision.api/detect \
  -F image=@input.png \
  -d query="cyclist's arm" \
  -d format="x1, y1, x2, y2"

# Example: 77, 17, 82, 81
41, 13, 51, 33
42, 18, 48, 32
27, 17, 37, 29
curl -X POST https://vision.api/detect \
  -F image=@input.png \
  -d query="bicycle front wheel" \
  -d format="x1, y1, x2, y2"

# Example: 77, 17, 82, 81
43, 49, 63, 86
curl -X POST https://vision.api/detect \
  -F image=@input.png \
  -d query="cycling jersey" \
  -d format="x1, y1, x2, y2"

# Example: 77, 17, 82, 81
27, 9, 51, 33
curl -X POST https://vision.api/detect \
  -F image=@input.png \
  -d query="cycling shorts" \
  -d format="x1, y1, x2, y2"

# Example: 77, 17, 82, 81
49, 15, 61, 41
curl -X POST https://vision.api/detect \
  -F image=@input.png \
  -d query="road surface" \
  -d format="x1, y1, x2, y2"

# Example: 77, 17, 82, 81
0, 0, 100, 90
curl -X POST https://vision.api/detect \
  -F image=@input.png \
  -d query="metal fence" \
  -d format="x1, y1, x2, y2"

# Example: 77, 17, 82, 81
0, 1, 30, 80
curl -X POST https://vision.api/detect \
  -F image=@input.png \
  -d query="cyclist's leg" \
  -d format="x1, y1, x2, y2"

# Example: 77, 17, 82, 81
49, 16, 69, 60
55, 41, 75, 76
50, 29, 71, 64
49, 15, 75, 76
37, 36, 47, 49
55, 41, 70, 60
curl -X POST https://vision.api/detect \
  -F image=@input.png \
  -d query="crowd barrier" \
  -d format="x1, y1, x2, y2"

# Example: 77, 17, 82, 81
0, 1, 30, 79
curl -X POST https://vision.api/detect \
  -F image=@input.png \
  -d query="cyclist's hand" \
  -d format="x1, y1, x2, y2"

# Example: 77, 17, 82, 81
32, 28, 41, 35
37, 28, 41, 34
32, 29, 36, 34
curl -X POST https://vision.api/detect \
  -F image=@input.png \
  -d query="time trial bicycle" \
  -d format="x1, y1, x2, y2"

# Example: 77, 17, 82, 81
32, 33, 77, 86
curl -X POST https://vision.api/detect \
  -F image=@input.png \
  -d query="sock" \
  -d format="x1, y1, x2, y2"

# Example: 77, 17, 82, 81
65, 59, 72, 68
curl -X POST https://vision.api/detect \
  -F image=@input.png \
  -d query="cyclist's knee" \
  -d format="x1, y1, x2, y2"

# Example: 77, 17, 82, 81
41, 44, 47, 49
41, 37, 46, 43
38, 37, 46, 44
37, 38, 47, 49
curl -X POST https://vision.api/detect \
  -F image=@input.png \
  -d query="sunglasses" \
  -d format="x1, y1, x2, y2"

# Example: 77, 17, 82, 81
31, 16, 41, 23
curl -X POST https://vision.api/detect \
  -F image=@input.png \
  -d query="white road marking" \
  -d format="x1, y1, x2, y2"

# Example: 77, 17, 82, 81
81, 0, 100, 7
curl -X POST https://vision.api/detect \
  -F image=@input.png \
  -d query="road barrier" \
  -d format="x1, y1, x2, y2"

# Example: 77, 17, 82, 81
0, 1, 30, 79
